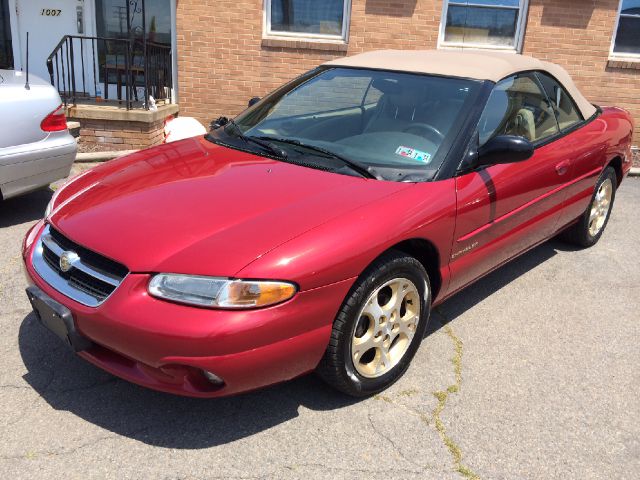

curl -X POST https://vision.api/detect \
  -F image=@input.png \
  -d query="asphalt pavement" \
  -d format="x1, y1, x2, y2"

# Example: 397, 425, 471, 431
1, 173, 638, 480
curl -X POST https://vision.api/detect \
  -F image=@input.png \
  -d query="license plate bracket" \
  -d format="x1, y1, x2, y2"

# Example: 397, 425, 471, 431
26, 285, 93, 352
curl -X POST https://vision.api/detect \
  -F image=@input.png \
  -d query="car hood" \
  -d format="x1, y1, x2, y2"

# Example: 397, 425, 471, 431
49, 137, 411, 275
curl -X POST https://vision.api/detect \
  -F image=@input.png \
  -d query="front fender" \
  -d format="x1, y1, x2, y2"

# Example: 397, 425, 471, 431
236, 179, 457, 296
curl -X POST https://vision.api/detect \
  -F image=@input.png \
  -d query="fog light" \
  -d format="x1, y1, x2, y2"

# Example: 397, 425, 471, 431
202, 370, 224, 386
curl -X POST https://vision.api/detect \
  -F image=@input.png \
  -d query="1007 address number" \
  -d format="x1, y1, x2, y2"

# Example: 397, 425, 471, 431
41, 9, 62, 16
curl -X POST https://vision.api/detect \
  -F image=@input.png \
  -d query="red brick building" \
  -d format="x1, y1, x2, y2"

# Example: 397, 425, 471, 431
3, 1, 637, 153
176, 0, 640, 152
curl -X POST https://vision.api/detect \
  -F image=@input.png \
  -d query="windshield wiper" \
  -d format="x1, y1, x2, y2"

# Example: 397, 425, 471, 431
255, 136, 378, 180
212, 117, 287, 159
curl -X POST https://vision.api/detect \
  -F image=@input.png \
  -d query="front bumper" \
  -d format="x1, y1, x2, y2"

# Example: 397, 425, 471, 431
23, 221, 354, 397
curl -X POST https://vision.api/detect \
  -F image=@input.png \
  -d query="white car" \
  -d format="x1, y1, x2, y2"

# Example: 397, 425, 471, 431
0, 70, 76, 200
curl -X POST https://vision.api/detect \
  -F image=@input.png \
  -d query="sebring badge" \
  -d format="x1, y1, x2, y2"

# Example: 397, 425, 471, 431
59, 251, 80, 273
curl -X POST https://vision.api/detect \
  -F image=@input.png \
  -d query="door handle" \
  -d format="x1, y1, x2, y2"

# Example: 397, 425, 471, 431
555, 160, 570, 176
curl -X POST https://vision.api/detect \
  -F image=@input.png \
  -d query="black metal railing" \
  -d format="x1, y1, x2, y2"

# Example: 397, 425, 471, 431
46, 35, 172, 110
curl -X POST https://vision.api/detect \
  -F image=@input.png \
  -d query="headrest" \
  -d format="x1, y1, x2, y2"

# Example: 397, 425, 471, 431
371, 77, 401, 94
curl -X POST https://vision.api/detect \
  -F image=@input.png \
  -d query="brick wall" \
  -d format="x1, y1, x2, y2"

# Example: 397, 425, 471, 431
522, 0, 640, 143
175, 0, 443, 124
74, 118, 165, 150
176, 0, 639, 144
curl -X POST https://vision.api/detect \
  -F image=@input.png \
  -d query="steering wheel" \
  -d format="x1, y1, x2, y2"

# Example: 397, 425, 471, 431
403, 123, 445, 142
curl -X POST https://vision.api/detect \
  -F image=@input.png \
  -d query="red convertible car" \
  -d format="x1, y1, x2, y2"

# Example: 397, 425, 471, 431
23, 50, 633, 397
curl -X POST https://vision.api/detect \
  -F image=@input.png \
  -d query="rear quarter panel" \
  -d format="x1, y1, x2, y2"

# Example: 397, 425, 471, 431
558, 107, 634, 228
0, 73, 75, 198
0, 80, 62, 149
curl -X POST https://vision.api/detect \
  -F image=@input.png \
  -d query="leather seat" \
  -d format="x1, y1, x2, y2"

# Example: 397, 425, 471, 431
364, 84, 424, 133
510, 108, 536, 141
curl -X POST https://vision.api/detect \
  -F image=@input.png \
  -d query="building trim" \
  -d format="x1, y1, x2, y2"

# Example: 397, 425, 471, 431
171, 0, 178, 103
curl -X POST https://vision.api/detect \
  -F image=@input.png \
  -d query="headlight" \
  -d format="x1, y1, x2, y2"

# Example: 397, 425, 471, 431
148, 274, 297, 309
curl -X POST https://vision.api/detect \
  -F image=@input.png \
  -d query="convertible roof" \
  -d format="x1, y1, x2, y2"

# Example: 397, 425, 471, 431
324, 50, 596, 119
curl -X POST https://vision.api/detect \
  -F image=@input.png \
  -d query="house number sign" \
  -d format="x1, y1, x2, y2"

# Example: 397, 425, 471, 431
41, 9, 62, 16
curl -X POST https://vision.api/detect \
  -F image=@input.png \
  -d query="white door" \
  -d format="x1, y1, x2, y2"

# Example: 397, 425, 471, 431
14, 0, 83, 83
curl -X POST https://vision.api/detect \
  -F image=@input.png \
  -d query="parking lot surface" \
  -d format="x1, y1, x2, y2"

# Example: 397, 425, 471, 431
1, 173, 638, 480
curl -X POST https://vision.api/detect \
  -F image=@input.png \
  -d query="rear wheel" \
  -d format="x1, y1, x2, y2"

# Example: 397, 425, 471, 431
559, 167, 616, 248
316, 251, 430, 397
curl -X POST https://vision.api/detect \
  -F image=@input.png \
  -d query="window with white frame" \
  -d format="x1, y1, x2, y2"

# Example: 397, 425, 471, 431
265, 0, 351, 41
611, 0, 640, 56
439, 1, 529, 51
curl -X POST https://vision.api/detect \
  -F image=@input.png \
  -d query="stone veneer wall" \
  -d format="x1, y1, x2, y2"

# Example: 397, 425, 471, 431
72, 118, 165, 151
66, 103, 178, 151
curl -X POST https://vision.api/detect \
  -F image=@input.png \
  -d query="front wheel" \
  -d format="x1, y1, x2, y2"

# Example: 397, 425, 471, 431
316, 251, 431, 397
559, 166, 617, 248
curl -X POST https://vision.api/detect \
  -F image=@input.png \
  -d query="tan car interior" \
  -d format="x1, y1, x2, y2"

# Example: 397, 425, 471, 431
499, 76, 559, 143
363, 78, 464, 141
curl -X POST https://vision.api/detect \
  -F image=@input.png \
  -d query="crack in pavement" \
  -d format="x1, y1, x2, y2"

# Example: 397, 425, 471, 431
432, 309, 479, 480
282, 461, 434, 476
374, 393, 432, 426
367, 413, 426, 470
161, 474, 269, 480
0, 425, 152, 461
0, 383, 31, 390
373, 310, 480, 480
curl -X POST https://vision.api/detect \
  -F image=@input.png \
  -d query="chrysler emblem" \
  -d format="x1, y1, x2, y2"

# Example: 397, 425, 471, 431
59, 251, 80, 273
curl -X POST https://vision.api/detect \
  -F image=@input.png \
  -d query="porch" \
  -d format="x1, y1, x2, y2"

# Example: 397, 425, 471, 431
5, 0, 179, 150
48, 34, 173, 112
50, 30, 179, 151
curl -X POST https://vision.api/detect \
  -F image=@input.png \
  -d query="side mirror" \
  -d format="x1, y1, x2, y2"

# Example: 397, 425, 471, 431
248, 97, 261, 107
209, 116, 228, 130
477, 135, 534, 167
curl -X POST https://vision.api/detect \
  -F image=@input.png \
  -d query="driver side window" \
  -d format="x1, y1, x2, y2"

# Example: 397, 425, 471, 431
478, 73, 559, 146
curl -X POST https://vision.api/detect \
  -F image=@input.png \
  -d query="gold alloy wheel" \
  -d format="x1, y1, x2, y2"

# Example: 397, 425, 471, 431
351, 277, 421, 378
588, 178, 613, 237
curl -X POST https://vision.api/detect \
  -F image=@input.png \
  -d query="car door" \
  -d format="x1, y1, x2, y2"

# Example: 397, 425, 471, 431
447, 72, 571, 295
534, 71, 604, 229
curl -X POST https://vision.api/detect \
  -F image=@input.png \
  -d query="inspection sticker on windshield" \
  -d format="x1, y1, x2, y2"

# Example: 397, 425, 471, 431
395, 146, 432, 164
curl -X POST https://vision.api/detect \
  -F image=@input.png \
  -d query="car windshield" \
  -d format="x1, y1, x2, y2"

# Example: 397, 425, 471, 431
215, 67, 482, 181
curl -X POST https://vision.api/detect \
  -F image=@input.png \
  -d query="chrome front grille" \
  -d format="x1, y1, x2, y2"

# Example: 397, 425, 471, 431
32, 224, 128, 307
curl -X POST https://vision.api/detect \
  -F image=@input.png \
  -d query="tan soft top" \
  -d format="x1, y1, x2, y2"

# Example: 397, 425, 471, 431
324, 50, 596, 119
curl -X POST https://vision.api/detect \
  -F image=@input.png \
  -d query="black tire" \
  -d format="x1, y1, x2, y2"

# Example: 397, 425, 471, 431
559, 166, 617, 248
316, 250, 431, 397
